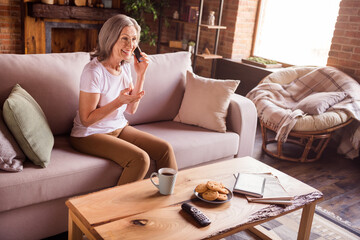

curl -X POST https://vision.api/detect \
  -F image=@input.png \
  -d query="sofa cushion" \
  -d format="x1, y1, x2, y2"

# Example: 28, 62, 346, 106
134, 121, 239, 169
0, 111, 25, 172
126, 52, 193, 125
0, 52, 90, 136
174, 71, 239, 132
0, 136, 122, 212
3, 84, 54, 167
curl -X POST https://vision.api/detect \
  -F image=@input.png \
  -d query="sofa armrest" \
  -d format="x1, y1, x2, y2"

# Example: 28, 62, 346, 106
226, 94, 258, 157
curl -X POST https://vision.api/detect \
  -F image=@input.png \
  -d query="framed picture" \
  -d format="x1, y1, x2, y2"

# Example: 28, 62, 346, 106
188, 6, 199, 23
182, 6, 199, 23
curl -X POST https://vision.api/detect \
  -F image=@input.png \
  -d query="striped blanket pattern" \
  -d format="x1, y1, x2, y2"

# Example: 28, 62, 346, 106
246, 66, 360, 159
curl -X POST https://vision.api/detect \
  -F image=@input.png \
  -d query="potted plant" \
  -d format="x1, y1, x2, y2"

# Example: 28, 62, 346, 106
122, 0, 169, 46
242, 56, 282, 68
188, 41, 195, 54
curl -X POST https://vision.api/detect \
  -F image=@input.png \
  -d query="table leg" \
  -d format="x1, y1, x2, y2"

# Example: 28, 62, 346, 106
298, 203, 316, 240
249, 225, 282, 240
68, 210, 83, 240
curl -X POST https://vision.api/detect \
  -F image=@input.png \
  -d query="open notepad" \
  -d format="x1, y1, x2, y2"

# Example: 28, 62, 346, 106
246, 173, 293, 205
233, 173, 293, 205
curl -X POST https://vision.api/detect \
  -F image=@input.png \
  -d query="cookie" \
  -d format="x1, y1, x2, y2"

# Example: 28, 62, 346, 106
202, 190, 219, 201
218, 187, 229, 194
217, 193, 228, 201
206, 181, 222, 192
195, 183, 208, 193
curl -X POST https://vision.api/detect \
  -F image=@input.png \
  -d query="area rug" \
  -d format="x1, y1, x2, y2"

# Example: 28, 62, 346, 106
224, 206, 360, 240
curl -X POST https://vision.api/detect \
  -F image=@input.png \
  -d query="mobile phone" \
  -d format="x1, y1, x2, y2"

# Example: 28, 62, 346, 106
134, 46, 143, 62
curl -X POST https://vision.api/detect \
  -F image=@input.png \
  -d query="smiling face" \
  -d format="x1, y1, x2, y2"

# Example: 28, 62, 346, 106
111, 26, 138, 62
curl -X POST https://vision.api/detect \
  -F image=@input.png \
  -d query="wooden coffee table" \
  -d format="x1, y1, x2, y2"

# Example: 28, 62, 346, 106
66, 157, 323, 240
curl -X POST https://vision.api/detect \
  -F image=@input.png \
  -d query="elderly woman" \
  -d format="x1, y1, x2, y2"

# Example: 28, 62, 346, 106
70, 14, 177, 185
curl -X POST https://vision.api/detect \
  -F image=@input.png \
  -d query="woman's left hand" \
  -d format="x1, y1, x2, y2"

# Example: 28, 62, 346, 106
134, 52, 149, 77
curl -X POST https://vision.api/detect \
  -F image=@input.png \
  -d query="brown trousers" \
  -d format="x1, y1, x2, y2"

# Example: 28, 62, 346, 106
70, 125, 177, 185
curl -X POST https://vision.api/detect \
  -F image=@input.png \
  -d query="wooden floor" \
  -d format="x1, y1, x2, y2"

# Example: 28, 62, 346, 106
253, 125, 360, 230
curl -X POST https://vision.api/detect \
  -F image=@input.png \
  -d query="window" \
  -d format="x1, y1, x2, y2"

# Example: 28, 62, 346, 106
253, 0, 341, 66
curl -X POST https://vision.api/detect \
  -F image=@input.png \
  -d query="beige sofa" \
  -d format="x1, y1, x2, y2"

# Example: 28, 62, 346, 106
0, 51, 257, 240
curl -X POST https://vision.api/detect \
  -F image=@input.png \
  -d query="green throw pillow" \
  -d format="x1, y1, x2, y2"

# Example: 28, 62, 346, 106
2, 84, 54, 167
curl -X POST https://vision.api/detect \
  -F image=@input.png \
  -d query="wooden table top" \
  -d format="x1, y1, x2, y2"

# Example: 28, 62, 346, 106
66, 156, 323, 240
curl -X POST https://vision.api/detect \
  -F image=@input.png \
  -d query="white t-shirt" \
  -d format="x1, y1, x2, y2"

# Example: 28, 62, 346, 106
71, 58, 132, 137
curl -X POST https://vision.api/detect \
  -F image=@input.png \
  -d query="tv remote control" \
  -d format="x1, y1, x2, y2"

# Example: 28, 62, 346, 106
181, 203, 211, 227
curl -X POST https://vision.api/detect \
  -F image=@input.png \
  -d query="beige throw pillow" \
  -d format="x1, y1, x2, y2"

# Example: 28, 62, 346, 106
174, 71, 240, 132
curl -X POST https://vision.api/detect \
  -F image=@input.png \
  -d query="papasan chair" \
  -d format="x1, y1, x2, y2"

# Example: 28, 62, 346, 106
247, 66, 360, 162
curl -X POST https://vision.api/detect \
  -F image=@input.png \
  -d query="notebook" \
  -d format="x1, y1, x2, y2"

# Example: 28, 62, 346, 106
233, 173, 266, 198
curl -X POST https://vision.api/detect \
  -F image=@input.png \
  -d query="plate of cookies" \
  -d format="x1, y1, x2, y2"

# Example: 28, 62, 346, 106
194, 181, 233, 204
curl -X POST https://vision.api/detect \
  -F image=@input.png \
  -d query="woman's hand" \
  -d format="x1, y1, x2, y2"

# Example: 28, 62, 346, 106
78, 88, 144, 127
119, 87, 144, 105
133, 52, 149, 77
126, 51, 149, 114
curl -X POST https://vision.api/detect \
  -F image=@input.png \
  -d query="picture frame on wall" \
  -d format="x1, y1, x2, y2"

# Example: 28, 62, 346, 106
188, 6, 199, 23
182, 6, 199, 23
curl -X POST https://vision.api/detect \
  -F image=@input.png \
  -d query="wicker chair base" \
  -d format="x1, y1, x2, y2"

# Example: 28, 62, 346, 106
260, 119, 353, 163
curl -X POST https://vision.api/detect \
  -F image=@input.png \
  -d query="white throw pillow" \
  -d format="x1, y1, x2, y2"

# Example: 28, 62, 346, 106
173, 71, 240, 132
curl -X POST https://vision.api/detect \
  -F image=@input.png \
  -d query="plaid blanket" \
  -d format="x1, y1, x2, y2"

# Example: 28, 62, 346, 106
246, 66, 360, 159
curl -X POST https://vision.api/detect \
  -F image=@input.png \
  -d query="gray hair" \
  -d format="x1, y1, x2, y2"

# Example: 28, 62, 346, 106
91, 14, 141, 62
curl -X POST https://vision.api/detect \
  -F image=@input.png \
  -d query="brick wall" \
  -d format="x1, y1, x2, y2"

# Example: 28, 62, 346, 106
218, 0, 258, 60
0, 0, 22, 53
327, 0, 360, 82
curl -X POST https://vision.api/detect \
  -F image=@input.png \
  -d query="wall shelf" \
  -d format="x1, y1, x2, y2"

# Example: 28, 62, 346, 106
200, 24, 226, 29
193, 0, 225, 75
170, 19, 197, 25
197, 54, 222, 59
157, 0, 225, 77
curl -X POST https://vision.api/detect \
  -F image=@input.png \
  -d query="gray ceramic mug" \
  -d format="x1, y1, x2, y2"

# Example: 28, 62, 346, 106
150, 168, 178, 195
